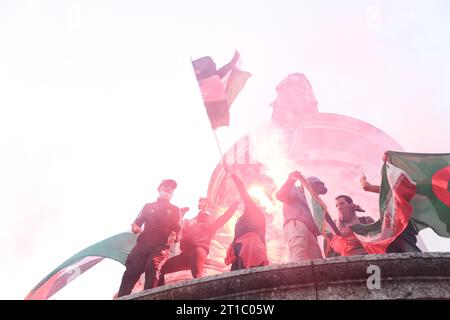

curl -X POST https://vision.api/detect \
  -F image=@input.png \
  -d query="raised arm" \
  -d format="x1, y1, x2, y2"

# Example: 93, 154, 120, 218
230, 173, 254, 207
216, 51, 240, 78
210, 201, 239, 231
230, 173, 266, 228
276, 173, 298, 203
360, 174, 381, 193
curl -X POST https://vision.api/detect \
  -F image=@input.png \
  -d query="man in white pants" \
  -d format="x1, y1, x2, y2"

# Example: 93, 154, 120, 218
276, 171, 327, 262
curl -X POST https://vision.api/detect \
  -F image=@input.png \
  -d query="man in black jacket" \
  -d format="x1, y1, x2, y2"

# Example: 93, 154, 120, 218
158, 199, 239, 285
117, 179, 181, 297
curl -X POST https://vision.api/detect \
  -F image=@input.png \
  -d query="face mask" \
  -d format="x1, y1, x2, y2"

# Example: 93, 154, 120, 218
340, 207, 355, 223
159, 190, 173, 200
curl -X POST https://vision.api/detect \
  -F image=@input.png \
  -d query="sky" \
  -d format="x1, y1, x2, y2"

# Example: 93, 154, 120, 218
0, 0, 449, 299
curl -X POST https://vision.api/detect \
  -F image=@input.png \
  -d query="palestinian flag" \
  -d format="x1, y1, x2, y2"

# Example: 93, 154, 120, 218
303, 184, 325, 234
302, 178, 343, 257
192, 54, 251, 129
350, 151, 450, 253
25, 232, 137, 300
299, 175, 340, 237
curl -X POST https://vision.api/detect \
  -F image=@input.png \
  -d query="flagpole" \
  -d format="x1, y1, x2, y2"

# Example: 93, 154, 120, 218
212, 129, 225, 160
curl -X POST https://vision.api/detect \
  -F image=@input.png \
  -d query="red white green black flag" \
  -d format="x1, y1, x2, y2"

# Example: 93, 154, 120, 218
192, 52, 251, 130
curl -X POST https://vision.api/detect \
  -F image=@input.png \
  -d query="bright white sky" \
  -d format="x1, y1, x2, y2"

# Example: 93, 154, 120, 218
1, 0, 449, 299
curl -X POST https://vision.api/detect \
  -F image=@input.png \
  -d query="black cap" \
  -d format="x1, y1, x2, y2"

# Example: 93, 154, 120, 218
159, 179, 177, 189
306, 176, 327, 195
306, 176, 320, 184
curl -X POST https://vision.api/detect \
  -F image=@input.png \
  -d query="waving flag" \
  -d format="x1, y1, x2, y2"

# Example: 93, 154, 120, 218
350, 151, 450, 253
192, 52, 251, 129
25, 232, 137, 300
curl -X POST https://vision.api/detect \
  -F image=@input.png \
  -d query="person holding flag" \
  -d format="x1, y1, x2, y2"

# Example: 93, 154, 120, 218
276, 171, 327, 262
378, 151, 450, 240
192, 51, 268, 270
360, 152, 421, 253
329, 150, 450, 255
329, 195, 375, 256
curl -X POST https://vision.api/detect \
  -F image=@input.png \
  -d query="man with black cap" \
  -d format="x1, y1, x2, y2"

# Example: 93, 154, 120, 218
276, 171, 327, 262
117, 179, 181, 297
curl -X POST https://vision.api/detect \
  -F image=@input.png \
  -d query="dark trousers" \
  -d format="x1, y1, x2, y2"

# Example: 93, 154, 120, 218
387, 222, 421, 253
117, 244, 169, 297
158, 247, 208, 286
230, 242, 245, 271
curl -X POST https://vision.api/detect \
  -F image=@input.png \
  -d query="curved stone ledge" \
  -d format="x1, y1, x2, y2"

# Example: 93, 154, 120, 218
123, 253, 450, 300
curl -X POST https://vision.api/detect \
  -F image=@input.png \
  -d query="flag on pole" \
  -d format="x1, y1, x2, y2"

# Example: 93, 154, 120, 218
300, 176, 344, 257
192, 52, 251, 129
303, 184, 326, 234
350, 151, 450, 253
299, 174, 340, 236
